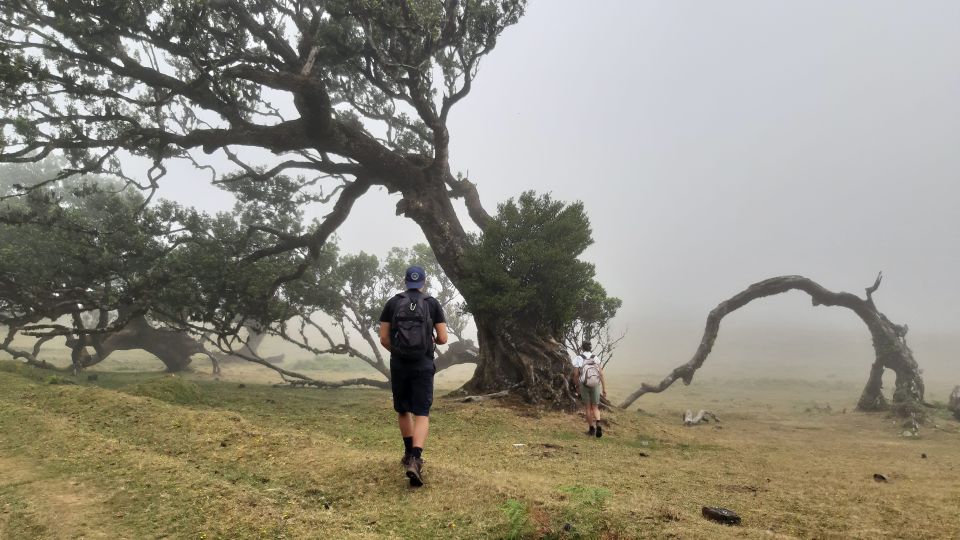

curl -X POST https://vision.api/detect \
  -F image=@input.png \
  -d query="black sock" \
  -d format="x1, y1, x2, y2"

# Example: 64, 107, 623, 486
403, 437, 413, 455
412, 447, 423, 459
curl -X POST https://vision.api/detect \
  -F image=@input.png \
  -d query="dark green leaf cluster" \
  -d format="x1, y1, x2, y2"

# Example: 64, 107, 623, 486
0, 163, 171, 328
460, 191, 619, 337
0, 159, 315, 340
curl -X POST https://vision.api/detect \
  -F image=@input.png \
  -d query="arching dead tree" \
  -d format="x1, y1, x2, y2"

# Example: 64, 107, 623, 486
620, 273, 924, 416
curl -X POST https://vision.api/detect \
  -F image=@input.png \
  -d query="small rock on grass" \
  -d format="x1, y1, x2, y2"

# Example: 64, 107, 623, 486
702, 506, 741, 525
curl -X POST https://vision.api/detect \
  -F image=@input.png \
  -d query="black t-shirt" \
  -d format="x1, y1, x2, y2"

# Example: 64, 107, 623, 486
379, 290, 446, 365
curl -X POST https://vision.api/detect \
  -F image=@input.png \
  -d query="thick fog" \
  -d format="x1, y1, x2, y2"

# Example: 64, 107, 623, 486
159, 2, 960, 388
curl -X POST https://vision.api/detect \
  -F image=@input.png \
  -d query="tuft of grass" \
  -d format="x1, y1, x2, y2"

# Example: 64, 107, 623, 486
128, 375, 203, 404
0, 360, 51, 382
0, 361, 21, 374
0, 496, 48, 539
501, 498, 534, 540
557, 485, 610, 538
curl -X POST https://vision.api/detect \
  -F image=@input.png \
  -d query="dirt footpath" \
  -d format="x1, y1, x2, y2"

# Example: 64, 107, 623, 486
0, 454, 130, 540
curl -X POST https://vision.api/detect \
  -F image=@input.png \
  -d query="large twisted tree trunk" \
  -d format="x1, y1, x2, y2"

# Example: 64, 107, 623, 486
464, 317, 574, 404
620, 274, 924, 416
393, 170, 577, 406
66, 314, 218, 374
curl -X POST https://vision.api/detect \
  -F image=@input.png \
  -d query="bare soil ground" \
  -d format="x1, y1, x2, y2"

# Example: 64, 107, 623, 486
0, 358, 958, 539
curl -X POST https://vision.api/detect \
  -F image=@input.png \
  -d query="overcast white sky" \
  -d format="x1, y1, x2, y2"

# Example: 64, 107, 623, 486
161, 1, 960, 387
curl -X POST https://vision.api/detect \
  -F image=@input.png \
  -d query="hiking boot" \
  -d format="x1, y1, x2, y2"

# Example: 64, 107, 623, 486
405, 457, 424, 487
586, 425, 596, 436
595, 425, 603, 438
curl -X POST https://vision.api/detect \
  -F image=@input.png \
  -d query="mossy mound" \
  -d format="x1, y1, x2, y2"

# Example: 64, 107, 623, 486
130, 376, 203, 405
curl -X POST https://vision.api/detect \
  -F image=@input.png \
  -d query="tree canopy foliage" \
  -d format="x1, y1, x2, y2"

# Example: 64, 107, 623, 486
0, 0, 529, 332
0, 157, 297, 370
0, 1, 622, 402
462, 192, 590, 331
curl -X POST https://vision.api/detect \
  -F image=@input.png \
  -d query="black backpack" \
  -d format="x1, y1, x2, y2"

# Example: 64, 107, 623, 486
390, 291, 434, 360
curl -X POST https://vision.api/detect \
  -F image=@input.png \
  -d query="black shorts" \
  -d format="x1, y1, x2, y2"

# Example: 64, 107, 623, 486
390, 359, 436, 416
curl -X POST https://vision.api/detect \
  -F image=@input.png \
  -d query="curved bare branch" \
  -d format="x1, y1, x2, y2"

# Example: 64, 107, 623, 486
620, 274, 924, 412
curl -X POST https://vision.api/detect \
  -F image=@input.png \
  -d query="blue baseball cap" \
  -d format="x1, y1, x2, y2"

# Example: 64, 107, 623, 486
405, 265, 426, 289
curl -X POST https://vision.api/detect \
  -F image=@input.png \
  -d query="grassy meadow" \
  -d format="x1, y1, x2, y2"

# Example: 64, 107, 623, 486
0, 354, 958, 539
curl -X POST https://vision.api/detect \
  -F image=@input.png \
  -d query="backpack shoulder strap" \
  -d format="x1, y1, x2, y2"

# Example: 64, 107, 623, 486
390, 293, 408, 325
398, 291, 433, 301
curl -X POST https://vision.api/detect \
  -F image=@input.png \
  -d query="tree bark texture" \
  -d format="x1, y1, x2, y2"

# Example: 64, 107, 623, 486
619, 274, 924, 415
395, 180, 576, 405
461, 315, 575, 406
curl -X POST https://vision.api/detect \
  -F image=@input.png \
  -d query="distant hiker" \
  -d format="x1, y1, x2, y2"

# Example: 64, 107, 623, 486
379, 265, 448, 487
571, 341, 607, 437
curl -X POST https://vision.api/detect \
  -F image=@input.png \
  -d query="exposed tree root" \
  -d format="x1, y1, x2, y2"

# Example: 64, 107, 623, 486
464, 320, 577, 408
461, 389, 511, 403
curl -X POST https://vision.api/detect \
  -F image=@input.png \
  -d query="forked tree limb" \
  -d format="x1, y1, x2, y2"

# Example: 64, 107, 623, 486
0, 329, 66, 371
434, 339, 479, 372
619, 274, 924, 412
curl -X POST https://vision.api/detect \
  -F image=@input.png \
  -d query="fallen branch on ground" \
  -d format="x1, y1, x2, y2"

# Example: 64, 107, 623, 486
683, 409, 719, 425
462, 389, 510, 403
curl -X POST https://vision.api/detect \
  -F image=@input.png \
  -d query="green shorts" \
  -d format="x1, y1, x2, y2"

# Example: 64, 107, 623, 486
580, 382, 601, 405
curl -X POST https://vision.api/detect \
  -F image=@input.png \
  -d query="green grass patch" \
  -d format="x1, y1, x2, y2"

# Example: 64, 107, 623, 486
1, 363, 960, 538
501, 498, 534, 540
0, 494, 48, 540
127, 375, 203, 404
555, 485, 610, 538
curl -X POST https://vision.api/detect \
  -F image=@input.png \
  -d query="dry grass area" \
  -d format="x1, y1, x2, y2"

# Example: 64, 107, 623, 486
0, 358, 958, 539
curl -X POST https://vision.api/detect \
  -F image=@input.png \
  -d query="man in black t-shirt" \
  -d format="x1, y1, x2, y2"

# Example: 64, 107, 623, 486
378, 265, 448, 487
